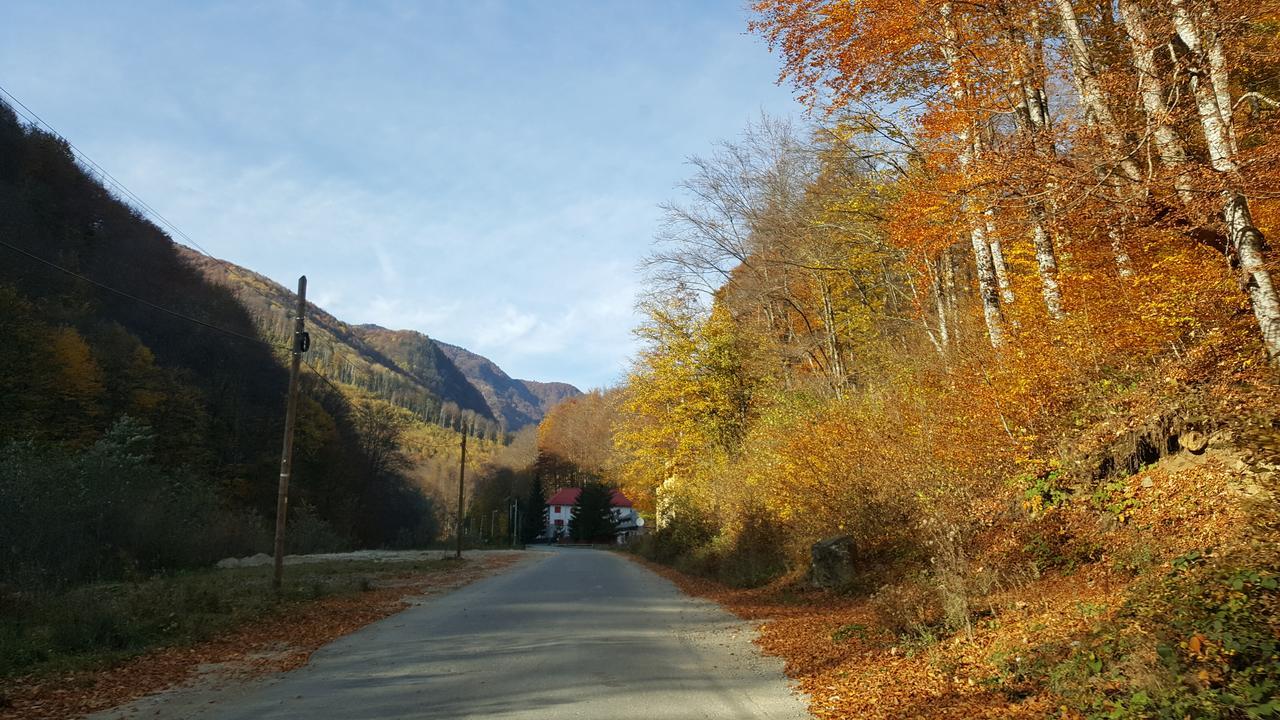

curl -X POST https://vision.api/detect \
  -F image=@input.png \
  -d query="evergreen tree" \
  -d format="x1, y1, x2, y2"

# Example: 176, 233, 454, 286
521, 473, 547, 543
569, 482, 617, 543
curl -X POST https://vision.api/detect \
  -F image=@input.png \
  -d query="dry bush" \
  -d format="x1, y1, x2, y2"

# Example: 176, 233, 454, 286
869, 576, 945, 637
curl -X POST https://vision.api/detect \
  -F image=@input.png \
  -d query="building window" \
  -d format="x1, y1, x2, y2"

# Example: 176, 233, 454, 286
555, 519, 564, 527
554, 505, 561, 513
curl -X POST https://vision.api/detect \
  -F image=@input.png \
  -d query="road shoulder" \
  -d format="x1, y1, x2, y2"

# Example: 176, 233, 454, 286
2, 551, 531, 720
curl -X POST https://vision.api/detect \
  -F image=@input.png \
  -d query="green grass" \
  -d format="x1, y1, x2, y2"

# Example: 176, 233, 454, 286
0, 557, 464, 681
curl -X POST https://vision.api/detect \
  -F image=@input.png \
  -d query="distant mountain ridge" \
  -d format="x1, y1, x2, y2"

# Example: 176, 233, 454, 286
350, 324, 493, 420
435, 341, 581, 431
177, 248, 579, 431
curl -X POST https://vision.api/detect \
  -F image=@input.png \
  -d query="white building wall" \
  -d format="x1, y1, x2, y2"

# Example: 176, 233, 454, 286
545, 503, 641, 541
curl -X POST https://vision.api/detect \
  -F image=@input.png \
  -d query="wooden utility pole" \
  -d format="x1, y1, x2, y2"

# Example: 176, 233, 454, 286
454, 424, 468, 559
272, 276, 307, 593
512, 501, 520, 548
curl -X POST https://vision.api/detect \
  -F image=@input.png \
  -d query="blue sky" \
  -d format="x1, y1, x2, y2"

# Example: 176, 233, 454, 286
1, 0, 801, 389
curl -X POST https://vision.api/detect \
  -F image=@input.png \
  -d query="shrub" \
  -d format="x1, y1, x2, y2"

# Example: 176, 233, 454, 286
0, 417, 288, 588
635, 505, 718, 565
1011, 556, 1280, 719
716, 505, 789, 588
285, 502, 350, 555
870, 576, 945, 637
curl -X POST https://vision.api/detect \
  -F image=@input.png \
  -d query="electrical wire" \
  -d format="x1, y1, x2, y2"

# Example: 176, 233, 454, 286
0, 238, 290, 350
302, 357, 352, 399
0, 88, 474, 424
0, 83, 287, 311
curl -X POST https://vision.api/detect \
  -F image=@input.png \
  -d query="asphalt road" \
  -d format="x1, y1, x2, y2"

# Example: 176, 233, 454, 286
114, 548, 810, 719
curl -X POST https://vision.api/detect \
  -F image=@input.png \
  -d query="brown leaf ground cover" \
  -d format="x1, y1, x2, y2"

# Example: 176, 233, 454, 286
0, 553, 523, 720
632, 442, 1273, 720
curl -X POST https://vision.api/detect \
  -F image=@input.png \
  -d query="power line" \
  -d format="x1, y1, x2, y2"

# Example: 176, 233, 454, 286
0, 90, 475, 429
302, 357, 352, 400
0, 238, 290, 350
0, 83, 285, 310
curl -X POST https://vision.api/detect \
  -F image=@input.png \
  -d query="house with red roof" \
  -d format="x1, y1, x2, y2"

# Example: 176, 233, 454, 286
545, 486, 644, 543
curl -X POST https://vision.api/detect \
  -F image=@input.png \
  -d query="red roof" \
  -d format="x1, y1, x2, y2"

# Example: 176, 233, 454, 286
546, 487, 632, 508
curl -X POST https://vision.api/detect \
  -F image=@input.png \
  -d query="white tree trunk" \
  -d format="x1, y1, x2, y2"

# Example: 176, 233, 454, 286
1001, 16, 1066, 320
1202, 7, 1238, 153
1225, 195, 1280, 361
933, 259, 951, 349
924, 257, 949, 354
971, 223, 1007, 347
1117, 0, 1194, 202
1171, 0, 1280, 364
1109, 224, 1135, 278
819, 276, 846, 392
986, 214, 1016, 305
1169, 0, 1234, 171
941, 2, 1006, 348
1030, 204, 1066, 318
1055, 0, 1146, 281
1052, 0, 1142, 186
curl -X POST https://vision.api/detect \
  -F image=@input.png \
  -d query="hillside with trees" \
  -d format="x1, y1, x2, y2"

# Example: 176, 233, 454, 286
436, 340, 581, 430
351, 324, 493, 421
177, 249, 581, 525
184, 248, 577, 435
538, 0, 1280, 715
0, 91, 580, 595
178, 249, 500, 437
0, 99, 444, 592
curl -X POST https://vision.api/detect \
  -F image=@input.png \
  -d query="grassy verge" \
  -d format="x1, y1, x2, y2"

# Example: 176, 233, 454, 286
0, 557, 464, 681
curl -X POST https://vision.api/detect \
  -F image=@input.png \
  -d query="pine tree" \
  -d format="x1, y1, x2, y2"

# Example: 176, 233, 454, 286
521, 473, 547, 543
569, 482, 617, 543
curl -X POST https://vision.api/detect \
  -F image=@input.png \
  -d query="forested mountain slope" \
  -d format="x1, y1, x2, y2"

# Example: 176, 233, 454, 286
528, 0, 1280, 714
350, 324, 493, 422
0, 100, 438, 587
179, 249, 578, 433
435, 341, 581, 430
178, 249, 498, 435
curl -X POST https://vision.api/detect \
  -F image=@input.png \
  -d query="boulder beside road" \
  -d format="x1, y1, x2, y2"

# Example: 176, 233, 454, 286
809, 535, 856, 589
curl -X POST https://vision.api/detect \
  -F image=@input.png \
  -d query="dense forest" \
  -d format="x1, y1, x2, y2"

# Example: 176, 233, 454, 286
176, 248, 582, 536
538, 0, 1280, 715
0, 98, 486, 589
180, 250, 502, 438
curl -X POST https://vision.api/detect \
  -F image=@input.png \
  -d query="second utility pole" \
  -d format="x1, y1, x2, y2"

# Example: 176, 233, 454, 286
454, 423, 467, 559
273, 275, 307, 593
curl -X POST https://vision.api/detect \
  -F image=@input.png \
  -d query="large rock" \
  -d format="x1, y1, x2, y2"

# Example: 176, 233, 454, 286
809, 535, 856, 589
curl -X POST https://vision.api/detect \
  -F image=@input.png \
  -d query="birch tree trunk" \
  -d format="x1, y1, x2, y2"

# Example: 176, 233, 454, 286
929, 255, 951, 350
1168, 0, 1280, 363
1053, 0, 1149, 278
971, 223, 1007, 348
819, 275, 846, 394
1117, 0, 1194, 202
1030, 203, 1066, 318
987, 214, 1016, 305
1201, 3, 1238, 153
1109, 224, 1136, 278
1052, 0, 1143, 186
1000, 14, 1066, 319
941, 2, 1006, 348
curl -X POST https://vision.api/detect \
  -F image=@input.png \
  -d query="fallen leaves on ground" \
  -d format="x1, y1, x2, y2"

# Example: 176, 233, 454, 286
636, 556, 1100, 718
630, 449, 1263, 720
0, 554, 523, 720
